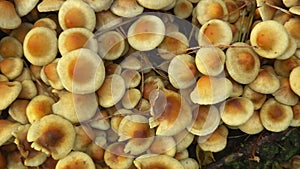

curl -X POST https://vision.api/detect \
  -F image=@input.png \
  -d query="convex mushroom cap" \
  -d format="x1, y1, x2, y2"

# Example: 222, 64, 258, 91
37, 0, 64, 12
14, 0, 39, 17
284, 18, 300, 48
0, 81, 22, 110
250, 20, 289, 59
195, 0, 228, 25
136, 0, 175, 10
134, 154, 184, 169
104, 142, 134, 169
27, 114, 76, 160
273, 77, 299, 106
0, 36, 23, 58
0, 57, 24, 80
290, 66, 300, 96
0, 120, 20, 146
56, 151, 95, 169
0, 1, 21, 29
111, 0, 143, 18
239, 111, 264, 134
57, 48, 105, 94
127, 15, 165, 51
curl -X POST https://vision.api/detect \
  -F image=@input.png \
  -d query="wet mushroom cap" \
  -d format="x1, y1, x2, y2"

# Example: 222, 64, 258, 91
260, 98, 293, 132
226, 42, 260, 84
23, 27, 58, 66
127, 15, 165, 51
250, 20, 289, 59
57, 48, 105, 94
0, 1, 21, 29
55, 151, 95, 169
134, 154, 184, 169
27, 114, 76, 160
58, 0, 96, 31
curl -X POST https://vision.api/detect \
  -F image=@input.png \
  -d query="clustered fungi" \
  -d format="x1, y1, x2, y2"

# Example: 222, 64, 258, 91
0, 0, 300, 169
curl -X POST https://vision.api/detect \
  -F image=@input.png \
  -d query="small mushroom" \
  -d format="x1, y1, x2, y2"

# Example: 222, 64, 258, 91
274, 56, 300, 77
147, 136, 176, 156
168, 54, 197, 89
14, 0, 39, 17
136, 0, 175, 10
111, 0, 143, 18
9, 99, 29, 124
0, 36, 23, 58
190, 76, 233, 105
0, 120, 20, 146
0, 81, 22, 111
250, 20, 289, 59
89, 109, 110, 130
26, 95, 55, 124
23, 27, 58, 66
173, 0, 193, 19
57, 48, 105, 94
27, 114, 76, 160
188, 105, 221, 136
291, 104, 300, 127
37, 0, 64, 12
239, 111, 264, 135
290, 66, 300, 96
173, 129, 195, 152
86, 142, 105, 162
142, 75, 165, 100
97, 31, 126, 60
121, 88, 142, 109
42, 59, 63, 90
106, 63, 122, 75
256, 0, 283, 21
127, 15, 165, 51
95, 10, 122, 31
58, 0, 96, 31
276, 37, 297, 60
73, 125, 95, 151
197, 125, 228, 152
97, 74, 126, 108
226, 42, 260, 84
220, 97, 254, 126
195, 0, 228, 25
284, 18, 300, 48
83, 0, 113, 12
104, 142, 134, 169
18, 80, 38, 99
33, 18, 57, 30
260, 98, 293, 132
230, 79, 244, 97
58, 28, 97, 56
56, 151, 96, 169
134, 154, 184, 169
180, 158, 200, 169
198, 19, 233, 46
273, 77, 299, 106
0, 1, 21, 29
0, 57, 23, 79
195, 46, 225, 76
290, 6, 300, 15
242, 85, 266, 110
174, 149, 189, 160
283, 0, 300, 7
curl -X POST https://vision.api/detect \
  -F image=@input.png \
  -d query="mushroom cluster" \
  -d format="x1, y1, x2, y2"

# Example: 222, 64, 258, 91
0, 0, 300, 168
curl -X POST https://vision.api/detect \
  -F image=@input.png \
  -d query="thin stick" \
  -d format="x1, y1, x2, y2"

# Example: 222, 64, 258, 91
264, 1, 292, 15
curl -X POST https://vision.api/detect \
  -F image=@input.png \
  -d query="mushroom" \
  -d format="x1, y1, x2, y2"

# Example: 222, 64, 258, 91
274, 56, 300, 77
273, 77, 299, 106
289, 6, 300, 15
190, 76, 233, 105
83, 0, 113, 12
106, 63, 122, 75
291, 104, 300, 127
56, 151, 96, 169
0, 81, 22, 111
197, 125, 228, 152
230, 79, 244, 97
7, 151, 27, 169
250, 20, 289, 59
97, 74, 126, 108
86, 142, 105, 162
9, 99, 29, 124
120, 55, 141, 71
260, 98, 293, 132
272, 10, 292, 25
18, 79, 38, 99
0, 36, 23, 58
0, 120, 20, 146
58, 0, 96, 31
37, 0, 64, 13
198, 19, 233, 46
26, 95, 55, 124
23, 27, 57, 66
195, 46, 226, 76
57, 48, 105, 94
147, 136, 176, 156
276, 37, 297, 60
142, 75, 165, 100
121, 88, 142, 109
0, 74, 8, 82
97, 31, 126, 60
248, 67, 280, 94
127, 15, 165, 51
10, 22, 33, 43
242, 85, 266, 110
104, 142, 134, 169
168, 54, 198, 89
134, 154, 184, 169
175, 149, 189, 160
73, 125, 95, 151
14, 0, 39, 17
0, 1, 21, 29
136, 0, 175, 10
27, 114, 76, 160
238, 110, 264, 135
15, 68, 32, 82
42, 59, 63, 90
149, 89, 192, 136
33, 18, 57, 30
0, 57, 23, 79
256, 0, 283, 21
283, 0, 300, 7
180, 158, 200, 169
111, 0, 143, 18
188, 105, 221, 136
220, 97, 254, 126
285, 18, 300, 48
52, 90, 98, 123
195, 0, 228, 25
158, 31, 189, 60
226, 42, 260, 84
58, 28, 97, 56
173, 129, 195, 152
173, 0, 193, 19
95, 10, 122, 31
290, 66, 300, 96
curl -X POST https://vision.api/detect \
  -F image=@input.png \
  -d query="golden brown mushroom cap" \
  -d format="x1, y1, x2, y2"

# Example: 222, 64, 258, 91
56, 151, 96, 169
0, 36, 23, 58
195, 0, 228, 25
273, 77, 299, 106
147, 136, 176, 156
250, 20, 289, 59
242, 85, 266, 110
290, 66, 300, 96
134, 154, 184, 169
285, 18, 300, 48
274, 56, 300, 77
0, 81, 22, 110
277, 37, 297, 60
0, 1, 21, 29
260, 98, 293, 132
127, 15, 165, 51
226, 42, 260, 84
239, 111, 264, 135
23, 27, 58, 66
136, 0, 175, 10
0, 57, 24, 80
173, 0, 193, 19
104, 142, 134, 169
57, 48, 105, 94
0, 120, 20, 146
58, 0, 96, 31
27, 114, 76, 160
9, 99, 29, 124
14, 0, 39, 17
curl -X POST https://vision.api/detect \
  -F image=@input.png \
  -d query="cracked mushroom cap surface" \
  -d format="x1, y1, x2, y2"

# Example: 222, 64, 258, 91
27, 114, 76, 160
